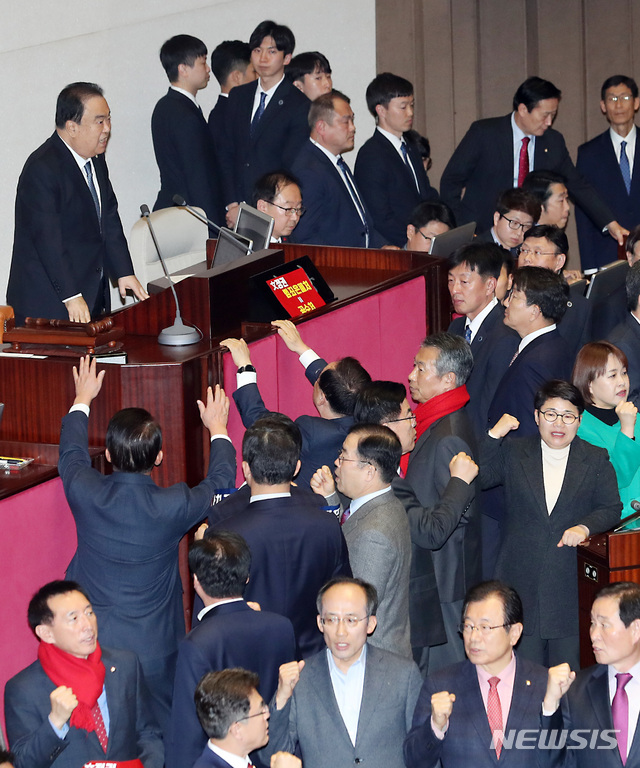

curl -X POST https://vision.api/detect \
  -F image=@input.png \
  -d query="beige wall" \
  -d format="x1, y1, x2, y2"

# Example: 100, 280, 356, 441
376, 0, 640, 267
0, 1, 376, 307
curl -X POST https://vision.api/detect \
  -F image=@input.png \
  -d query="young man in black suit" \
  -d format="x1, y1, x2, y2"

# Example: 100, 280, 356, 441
355, 72, 439, 247
152, 34, 224, 227
286, 51, 333, 101
609, 260, 640, 407
218, 20, 310, 226
207, 40, 256, 149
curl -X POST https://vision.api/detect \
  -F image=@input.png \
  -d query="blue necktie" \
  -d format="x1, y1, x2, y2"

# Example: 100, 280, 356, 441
464, 324, 472, 343
250, 92, 267, 137
337, 156, 369, 245
84, 161, 101, 229
620, 140, 632, 194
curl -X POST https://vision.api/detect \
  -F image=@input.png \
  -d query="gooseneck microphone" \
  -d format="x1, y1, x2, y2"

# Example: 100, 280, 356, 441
140, 204, 200, 346
172, 194, 222, 235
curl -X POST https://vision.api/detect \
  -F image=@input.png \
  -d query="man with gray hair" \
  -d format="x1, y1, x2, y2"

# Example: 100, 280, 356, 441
405, 333, 480, 674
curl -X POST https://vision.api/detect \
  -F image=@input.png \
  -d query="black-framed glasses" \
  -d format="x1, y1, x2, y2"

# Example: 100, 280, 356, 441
517, 246, 559, 258
320, 615, 370, 628
500, 214, 532, 232
385, 413, 416, 425
538, 409, 579, 425
269, 202, 306, 217
237, 702, 269, 721
336, 451, 372, 467
458, 622, 509, 636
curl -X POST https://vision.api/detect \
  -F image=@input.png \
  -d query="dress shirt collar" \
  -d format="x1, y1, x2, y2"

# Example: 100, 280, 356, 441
327, 644, 367, 745
311, 138, 340, 166
349, 486, 393, 516
250, 491, 291, 503
258, 74, 284, 98
207, 741, 251, 768
511, 111, 533, 141
518, 323, 556, 353
609, 124, 637, 169
511, 112, 536, 187
466, 297, 498, 340
376, 126, 404, 152
58, 133, 98, 170
197, 597, 244, 622
170, 85, 199, 107
476, 649, 517, 688
607, 658, 640, 762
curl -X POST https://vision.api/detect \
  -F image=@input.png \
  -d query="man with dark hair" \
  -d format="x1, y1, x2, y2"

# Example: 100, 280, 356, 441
609, 260, 640, 407
4, 580, 163, 768
354, 73, 439, 247
286, 51, 332, 101
440, 76, 626, 244
262, 578, 422, 768
542, 581, 640, 767
310, 424, 412, 657
447, 242, 520, 438
222, 323, 371, 486
518, 223, 592, 358
58, 356, 236, 734
218, 20, 310, 225
0, 750, 14, 768
206, 414, 351, 658
577, 75, 640, 271
404, 580, 548, 768
252, 170, 303, 242
152, 34, 223, 227
476, 187, 541, 255
166, 534, 296, 768
522, 169, 571, 229
207, 40, 256, 148
193, 668, 269, 768
291, 90, 388, 247
405, 201, 456, 252
6, 82, 147, 325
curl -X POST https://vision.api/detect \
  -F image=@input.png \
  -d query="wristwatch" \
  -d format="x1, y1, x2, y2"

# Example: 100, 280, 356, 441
236, 365, 256, 374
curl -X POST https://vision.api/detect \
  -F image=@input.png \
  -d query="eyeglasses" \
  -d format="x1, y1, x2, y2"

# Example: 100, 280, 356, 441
237, 703, 269, 721
605, 94, 634, 103
416, 229, 434, 243
320, 615, 369, 628
269, 202, 306, 217
500, 214, 533, 232
538, 409, 579, 425
458, 622, 509, 636
517, 246, 559, 258
336, 451, 372, 467
385, 413, 416, 425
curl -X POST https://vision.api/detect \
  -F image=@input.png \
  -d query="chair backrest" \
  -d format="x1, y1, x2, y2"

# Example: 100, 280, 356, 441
129, 206, 208, 288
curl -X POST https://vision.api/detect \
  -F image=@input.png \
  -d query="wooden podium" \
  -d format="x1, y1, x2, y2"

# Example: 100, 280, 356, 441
577, 527, 640, 667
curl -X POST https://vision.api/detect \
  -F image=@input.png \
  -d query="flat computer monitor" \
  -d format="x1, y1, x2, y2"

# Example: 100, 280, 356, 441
585, 259, 628, 301
234, 203, 274, 251
429, 221, 476, 258
211, 228, 253, 267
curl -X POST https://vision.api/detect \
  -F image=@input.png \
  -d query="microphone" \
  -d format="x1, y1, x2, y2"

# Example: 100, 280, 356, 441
613, 500, 640, 532
140, 204, 200, 346
172, 194, 222, 235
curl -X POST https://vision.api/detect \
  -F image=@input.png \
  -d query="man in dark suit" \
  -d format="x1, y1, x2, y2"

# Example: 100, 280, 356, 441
222, 323, 370, 488
166, 534, 296, 768
6, 82, 147, 325
253, 171, 303, 243
193, 669, 270, 768
291, 90, 388, 248
262, 578, 422, 768
152, 35, 224, 227
474, 188, 540, 257
4, 580, 163, 768
518, 224, 592, 359
404, 581, 548, 768
354, 73, 439, 247
522, 169, 572, 229
405, 333, 481, 673
440, 76, 626, 245
58, 356, 236, 736
205, 414, 351, 659
609, 260, 640, 407
541, 581, 640, 768
218, 20, 310, 225
577, 75, 640, 271
405, 201, 456, 251
208, 40, 255, 150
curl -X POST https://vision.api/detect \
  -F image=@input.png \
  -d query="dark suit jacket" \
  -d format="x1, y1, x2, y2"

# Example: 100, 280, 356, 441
449, 304, 520, 439
354, 130, 439, 246
218, 78, 310, 204
404, 655, 548, 768
207, 94, 228, 153
487, 329, 572, 438
290, 140, 387, 248
151, 88, 224, 225
4, 647, 163, 768
482, 434, 621, 638
577, 128, 640, 270
557, 292, 593, 360
166, 600, 296, 768
592, 276, 629, 341
206, 493, 351, 658
541, 663, 640, 767
440, 114, 614, 233
262, 645, 422, 768
193, 745, 234, 768
608, 312, 640, 407
6, 133, 134, 324
59, 411, 236, 693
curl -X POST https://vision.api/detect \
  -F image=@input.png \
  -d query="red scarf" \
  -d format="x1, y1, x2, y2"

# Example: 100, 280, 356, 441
400, 385, 470, 476
38, 641, 105, 733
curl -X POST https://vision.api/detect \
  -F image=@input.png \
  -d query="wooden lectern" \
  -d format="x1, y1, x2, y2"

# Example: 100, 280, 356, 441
577, 527, 640, 667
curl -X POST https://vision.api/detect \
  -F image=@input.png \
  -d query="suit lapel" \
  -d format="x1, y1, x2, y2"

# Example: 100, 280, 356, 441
549, 440, 586, 516
354, 647, 385, 748
587, 665, 613, 731
252, 80, 290, 141
309, 652, 354, 745
460, 661, 498, 759
102, 651, 121, 756
518, 440, 549, 520
504, 658, 538, 735
53, 133, 102, 233
497, 116, 515, 181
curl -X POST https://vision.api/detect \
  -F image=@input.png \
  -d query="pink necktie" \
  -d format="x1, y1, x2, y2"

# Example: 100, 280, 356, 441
518, 137, 530, 186
612, 672, 632, 764
487, 676, 503, 759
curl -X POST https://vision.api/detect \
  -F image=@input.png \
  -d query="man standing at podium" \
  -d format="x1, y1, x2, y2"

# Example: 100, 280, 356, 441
6, 82, 148, 325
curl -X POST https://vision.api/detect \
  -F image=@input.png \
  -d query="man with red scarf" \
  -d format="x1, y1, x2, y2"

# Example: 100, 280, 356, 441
4, 580, 163, 768
405, 333, 481, 675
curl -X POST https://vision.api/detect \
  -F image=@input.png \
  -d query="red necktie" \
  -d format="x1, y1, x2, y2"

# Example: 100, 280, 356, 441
340, 507, 351, 526
91, 701, 108, 753
517, 137, 530, 186
487, 676, 503, 759
612, 672, 632, 764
